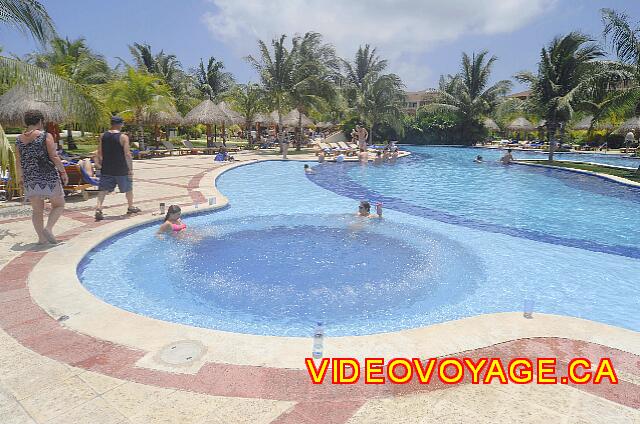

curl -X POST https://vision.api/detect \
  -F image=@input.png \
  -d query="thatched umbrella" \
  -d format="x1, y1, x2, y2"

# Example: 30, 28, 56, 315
142, 106, 183, 144
0, 85, 66, 127
615, 116, 640, 133
283, 109, 314, 148
483, 118, 500, 132
506, 117, 535, 141
283, 109, 313, 127
507, 117, 535, 132
184, 99, 227, 146
217, 101, 245, 143
255, 112, 277, 125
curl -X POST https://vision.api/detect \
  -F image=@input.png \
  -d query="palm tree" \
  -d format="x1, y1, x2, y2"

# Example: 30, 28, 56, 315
354, 72, 405, 143
597, 9, 640, 122
192, 56, 234, 102
341, 44, 388, 103
107, 67, 173, 145
28, 36, 110, 144
424, 51, 511, 145
246, 35, 296, 139
516, 33, 606, 160
289, 32, 338, 147
126, 43, 194, 114
0, 0, 56, 45
226, 83, 265, 144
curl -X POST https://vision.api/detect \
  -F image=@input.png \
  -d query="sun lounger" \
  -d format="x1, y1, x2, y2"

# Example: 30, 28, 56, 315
63, 164, 93, 198
182, 140, 217, 155
161, 140, 191, 155
317, 142, 339, 155
336, 141, 357, 155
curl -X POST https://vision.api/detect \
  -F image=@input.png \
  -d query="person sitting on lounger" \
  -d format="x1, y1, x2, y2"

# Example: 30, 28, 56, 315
500, 149, 514, 164
304, 164, 316, 174
474, 155, 483, 163
157, 205, 187, 237
357, 201, 382, 218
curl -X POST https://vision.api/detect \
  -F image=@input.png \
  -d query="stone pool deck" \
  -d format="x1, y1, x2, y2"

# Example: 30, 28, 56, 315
0, 149, 638, 423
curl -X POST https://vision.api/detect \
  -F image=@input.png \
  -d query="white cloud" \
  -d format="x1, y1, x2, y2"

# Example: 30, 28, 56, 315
203, 0, 556, 89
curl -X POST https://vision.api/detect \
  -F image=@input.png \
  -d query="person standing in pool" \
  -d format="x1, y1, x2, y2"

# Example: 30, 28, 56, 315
500, 149, 514, 164
94, 116, 141, 221
358, 148, 368, 164
356, 125, 369, 150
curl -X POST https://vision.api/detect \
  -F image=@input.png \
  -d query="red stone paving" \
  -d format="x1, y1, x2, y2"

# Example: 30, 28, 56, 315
1, 166, 638, 423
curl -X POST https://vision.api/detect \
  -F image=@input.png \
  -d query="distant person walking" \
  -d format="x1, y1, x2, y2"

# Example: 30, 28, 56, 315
14, 110, 68, 244
94, 116, 141, 221
356, 125, 369, 150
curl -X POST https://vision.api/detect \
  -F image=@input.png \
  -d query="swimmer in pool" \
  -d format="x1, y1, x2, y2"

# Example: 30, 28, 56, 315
474, 155, 483, 163
157, 205, 187, 237
304, 164, 316, 174
357, 201, 382, 218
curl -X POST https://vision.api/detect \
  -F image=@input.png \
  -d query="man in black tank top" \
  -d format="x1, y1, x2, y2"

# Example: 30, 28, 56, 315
94, 116, 141, 221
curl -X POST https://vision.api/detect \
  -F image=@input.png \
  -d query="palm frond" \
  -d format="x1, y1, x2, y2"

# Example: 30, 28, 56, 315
0, 0, 56, 45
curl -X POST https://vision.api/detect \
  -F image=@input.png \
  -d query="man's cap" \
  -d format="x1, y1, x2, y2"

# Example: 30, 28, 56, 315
111, 116, 124, 125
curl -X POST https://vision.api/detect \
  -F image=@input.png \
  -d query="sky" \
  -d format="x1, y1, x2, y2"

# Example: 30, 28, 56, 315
2, 0, 640, 92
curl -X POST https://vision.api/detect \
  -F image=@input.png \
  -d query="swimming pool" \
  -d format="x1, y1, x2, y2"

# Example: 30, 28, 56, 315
78, 148, 640, 336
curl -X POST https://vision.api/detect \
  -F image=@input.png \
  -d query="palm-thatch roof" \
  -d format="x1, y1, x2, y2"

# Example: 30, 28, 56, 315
0, 85, 67, 126
506, 117, 535, 131
537, 119, 546, 128
572, 115, 614, 131
614, 116, 640, 133
141, 106, 182, 126
217, 101, 244, 125
254, 111, 278, 125
315, 121, 335, 129
282, 109, 314, 127
483, 118, 500, 131
183, 99, 228, 125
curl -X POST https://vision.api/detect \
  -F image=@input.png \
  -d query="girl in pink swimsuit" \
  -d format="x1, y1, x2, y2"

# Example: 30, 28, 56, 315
157, 205, 187, 236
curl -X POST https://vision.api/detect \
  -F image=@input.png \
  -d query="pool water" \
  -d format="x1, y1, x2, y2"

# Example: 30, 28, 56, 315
78, 147, 640, 336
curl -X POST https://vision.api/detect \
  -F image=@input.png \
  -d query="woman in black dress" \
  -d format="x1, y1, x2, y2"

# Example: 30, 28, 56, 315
14, 110, 69, 244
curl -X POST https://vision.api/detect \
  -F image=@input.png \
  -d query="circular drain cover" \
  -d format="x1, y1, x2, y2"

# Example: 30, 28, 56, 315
157, 340, 205, 366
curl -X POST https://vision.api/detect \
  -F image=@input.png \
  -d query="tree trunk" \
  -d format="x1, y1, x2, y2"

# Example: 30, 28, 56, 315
222, 122, 226, 146
547, 122, 555, 162
278, 112, 283, 153
246, 120, 252, 144
369, 122, 374, 144
297, 113, 303, 151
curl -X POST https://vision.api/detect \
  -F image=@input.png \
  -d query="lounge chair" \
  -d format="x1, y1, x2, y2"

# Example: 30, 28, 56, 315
336, 142, 357, 156
317, 142, 338, 155
161, 140, 191, 155
182, 140, 217, 155
63, 164, 93, 198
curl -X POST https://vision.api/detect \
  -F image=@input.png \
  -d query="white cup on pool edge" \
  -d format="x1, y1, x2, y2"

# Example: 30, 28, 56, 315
208, 196, 216, 206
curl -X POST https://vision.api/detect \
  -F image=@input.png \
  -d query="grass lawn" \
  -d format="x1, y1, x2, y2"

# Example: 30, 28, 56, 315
526, 160, 640, 183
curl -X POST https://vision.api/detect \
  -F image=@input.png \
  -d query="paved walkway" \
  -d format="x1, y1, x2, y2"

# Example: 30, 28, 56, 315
0, 150, 638, 423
